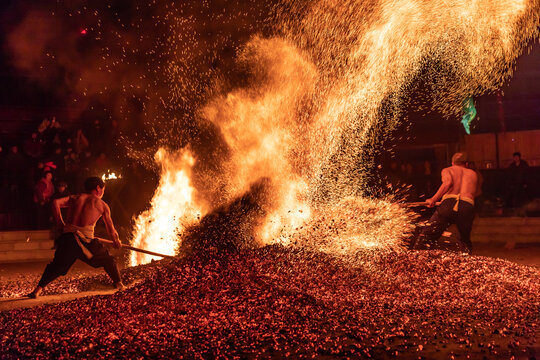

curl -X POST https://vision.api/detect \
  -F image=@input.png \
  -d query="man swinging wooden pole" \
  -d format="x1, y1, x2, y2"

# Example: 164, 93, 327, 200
27, 177, 126, 298
410, 152, 479, 254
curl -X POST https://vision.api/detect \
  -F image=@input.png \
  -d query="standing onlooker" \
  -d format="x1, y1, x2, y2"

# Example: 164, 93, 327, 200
47, 146, 66, 179
421, 160, 434, 198
52, 181, 70, 201
23, 132, 44, 160
33, 171, 54, 229
51, 181, 70, 243
64, 150, 80, 190
87, 120, 105, 152
0, 143, 6, 211
507, 151, 529, 209
467, 161, 484, 212
4, 145, 27, 210
95, 152, 111, 174
73, 128, 90, 155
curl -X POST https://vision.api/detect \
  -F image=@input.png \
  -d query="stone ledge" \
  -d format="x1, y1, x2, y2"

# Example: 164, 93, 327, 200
0, 230, 52, 243
0, 250, 54, 263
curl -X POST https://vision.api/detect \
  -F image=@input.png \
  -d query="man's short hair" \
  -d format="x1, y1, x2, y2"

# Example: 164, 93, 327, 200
513, 151, 521, 158
84, 177, 105, 193
452, 152, 467, 165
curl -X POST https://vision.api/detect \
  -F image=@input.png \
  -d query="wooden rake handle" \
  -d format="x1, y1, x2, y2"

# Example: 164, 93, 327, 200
95, 237, 176, 259
404, 201, 442, 208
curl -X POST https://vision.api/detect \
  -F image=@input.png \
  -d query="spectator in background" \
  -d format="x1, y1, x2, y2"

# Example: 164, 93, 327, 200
47, 146, 66, 179
37, 118, 50, 137
23, 132, 43, 160
52, 181, 69, 200
51, 181, 70, 244
64, 150, 80, 189
4, 145, 27, 209
33, 171, 54, 229
467, 161, 484, 212
0, 143, 6, 211
32, 161, 45, 182
88, 119, 105, 152
74, 128, 90, 155
507, 151, 529, 208
95, 152, 111, 174
421, 160, 434, 198
77, 150, 94, 191
0, 143, 4, 183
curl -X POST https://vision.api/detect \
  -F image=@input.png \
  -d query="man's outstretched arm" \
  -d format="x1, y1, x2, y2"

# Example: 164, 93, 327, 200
102, 203, 121, 248
426, 169, 452, 207
51, 196, 70, 231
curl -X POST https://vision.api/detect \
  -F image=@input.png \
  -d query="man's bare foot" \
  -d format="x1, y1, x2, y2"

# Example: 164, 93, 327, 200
114, 282, 126, 291
26, 286, 43, 299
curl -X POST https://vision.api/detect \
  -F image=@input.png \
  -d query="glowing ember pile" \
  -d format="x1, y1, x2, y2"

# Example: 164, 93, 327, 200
128, 0, 539, 263
1, 250, 538, 358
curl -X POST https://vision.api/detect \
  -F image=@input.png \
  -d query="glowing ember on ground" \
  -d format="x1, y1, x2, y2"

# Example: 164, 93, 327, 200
1, 249, 538, 358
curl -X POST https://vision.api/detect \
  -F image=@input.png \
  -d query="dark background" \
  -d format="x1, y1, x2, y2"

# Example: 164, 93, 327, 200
1, 1, 539, 141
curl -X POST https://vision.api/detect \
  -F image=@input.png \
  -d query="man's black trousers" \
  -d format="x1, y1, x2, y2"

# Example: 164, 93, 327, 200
413, 198, 475, 253
38, 232, 121, 288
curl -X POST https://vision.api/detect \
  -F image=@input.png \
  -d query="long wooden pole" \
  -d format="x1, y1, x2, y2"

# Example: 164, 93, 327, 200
95, 237, 176, 259
404, 201, 441, 207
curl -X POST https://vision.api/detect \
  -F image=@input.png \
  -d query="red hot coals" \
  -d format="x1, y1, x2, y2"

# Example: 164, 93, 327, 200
0, 247, 538, 358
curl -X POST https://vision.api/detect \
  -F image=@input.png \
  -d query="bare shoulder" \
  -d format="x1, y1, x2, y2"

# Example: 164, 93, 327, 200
99, 199, 111, 214
465, 168, 478, 178
441, 166, 452, 177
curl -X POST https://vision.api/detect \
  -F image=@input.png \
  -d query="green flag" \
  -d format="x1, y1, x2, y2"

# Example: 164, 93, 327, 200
461, 96, 477, 135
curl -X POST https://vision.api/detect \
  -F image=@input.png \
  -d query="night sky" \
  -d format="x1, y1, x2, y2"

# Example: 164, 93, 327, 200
0, 0, 539, 140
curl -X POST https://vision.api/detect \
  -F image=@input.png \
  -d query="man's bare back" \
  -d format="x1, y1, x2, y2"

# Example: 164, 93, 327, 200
65, 194, 106, 228
426, 156, 478, 207
53, 192, 119, 245
414, 153, 477, 254
442, 165, 478, 200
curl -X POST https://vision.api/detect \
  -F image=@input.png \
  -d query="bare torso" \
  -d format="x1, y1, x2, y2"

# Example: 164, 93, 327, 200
65, 194, 106, 228
443, 165, 478, 199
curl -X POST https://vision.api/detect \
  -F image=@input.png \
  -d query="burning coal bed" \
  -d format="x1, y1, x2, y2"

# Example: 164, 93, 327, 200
1, 247, 538, 359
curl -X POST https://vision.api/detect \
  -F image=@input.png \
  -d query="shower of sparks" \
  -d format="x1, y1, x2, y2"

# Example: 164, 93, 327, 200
129, 0, 539, 263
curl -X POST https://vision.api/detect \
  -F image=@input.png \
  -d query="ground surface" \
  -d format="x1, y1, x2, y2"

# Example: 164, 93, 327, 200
0, 245, 538, 359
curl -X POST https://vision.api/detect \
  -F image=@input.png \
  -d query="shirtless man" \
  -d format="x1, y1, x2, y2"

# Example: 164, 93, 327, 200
413, 152, 478, 254
28, 177, 124, 298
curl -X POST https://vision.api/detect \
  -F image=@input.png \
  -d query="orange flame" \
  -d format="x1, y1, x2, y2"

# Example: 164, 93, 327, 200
129, 0, 538, 263
130, 148, 202, 265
